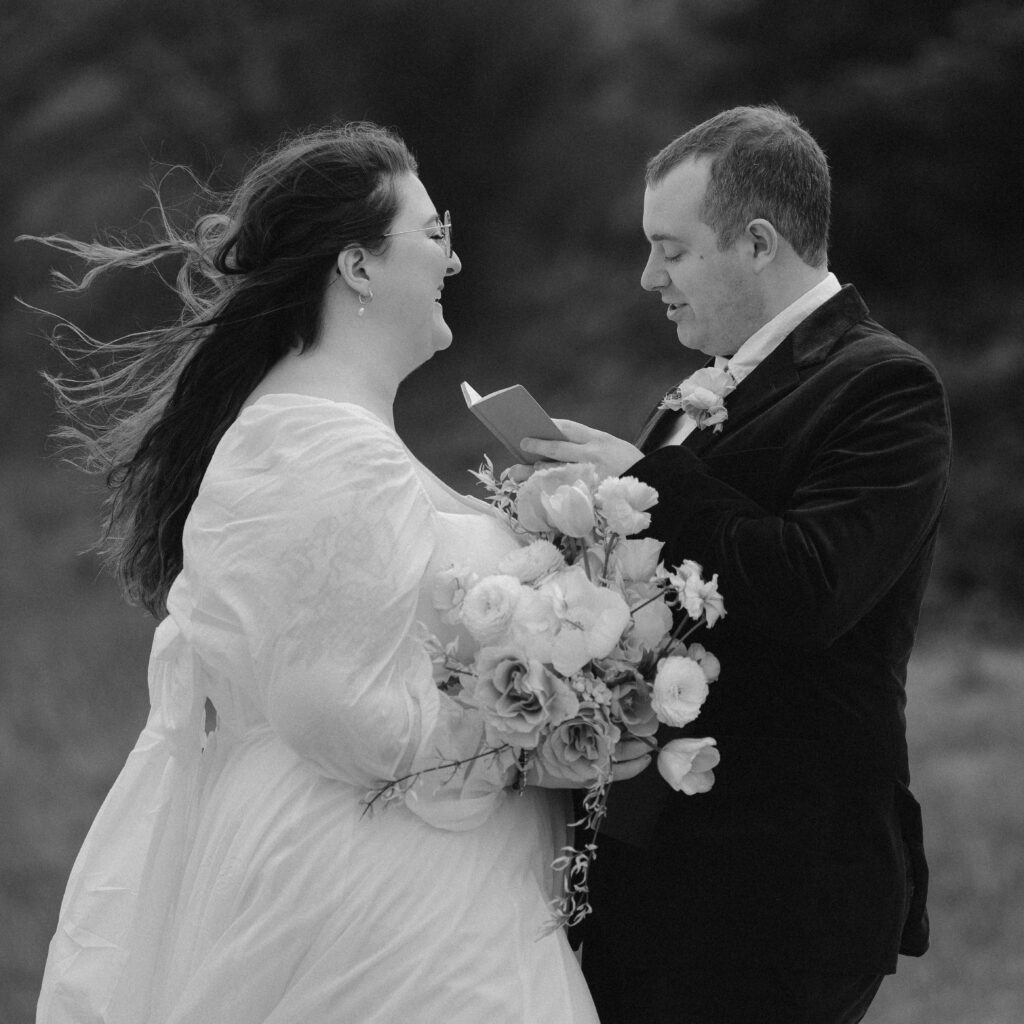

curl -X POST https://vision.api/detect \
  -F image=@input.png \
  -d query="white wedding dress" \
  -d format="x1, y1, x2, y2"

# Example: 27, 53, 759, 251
37, 396, 598, 1024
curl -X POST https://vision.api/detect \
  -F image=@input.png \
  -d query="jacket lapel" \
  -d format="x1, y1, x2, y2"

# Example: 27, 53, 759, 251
634, 403, 671, 452
645, 286, 869, 454
634, 357, 717, 453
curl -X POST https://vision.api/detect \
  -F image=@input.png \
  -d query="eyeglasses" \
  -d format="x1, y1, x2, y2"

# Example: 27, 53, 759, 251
381, 211, 452, 258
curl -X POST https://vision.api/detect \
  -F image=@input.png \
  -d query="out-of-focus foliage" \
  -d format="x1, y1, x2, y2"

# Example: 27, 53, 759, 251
3, 0, 1022, 605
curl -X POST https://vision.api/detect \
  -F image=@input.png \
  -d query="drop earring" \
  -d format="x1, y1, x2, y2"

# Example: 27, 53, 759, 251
358, 289, 373, 317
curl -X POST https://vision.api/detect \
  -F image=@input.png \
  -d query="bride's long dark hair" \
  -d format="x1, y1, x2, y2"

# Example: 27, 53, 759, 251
23, 123, 418, 618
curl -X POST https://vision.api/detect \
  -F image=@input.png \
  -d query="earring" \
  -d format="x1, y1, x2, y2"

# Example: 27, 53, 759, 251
358, 289, 373, 317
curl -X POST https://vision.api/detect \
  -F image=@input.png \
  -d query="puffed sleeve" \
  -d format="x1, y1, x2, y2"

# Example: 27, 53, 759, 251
180, 400, 508, 828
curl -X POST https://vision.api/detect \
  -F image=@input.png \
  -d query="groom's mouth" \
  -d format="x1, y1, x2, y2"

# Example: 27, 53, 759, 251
666, 302, 687, 319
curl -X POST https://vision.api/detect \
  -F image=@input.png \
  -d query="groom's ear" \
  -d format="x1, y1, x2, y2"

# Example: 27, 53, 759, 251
746, 218, 779, 272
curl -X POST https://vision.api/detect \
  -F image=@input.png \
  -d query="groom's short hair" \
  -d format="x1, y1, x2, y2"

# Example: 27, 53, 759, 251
647, 105, 831, 268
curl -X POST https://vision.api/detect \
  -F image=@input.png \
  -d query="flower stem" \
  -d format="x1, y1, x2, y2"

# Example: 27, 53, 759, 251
362, 743, 513, 815
578, 537, 593, 582
653, 616, 704, 661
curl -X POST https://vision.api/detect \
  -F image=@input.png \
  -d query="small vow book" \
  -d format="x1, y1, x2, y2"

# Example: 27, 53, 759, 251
460, 381, 566, 463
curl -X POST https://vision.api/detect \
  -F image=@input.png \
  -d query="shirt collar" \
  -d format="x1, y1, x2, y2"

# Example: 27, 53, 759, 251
714, 272, 841, 381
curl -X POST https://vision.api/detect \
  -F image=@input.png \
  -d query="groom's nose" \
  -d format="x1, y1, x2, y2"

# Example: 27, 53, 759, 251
640, 252, 666, 292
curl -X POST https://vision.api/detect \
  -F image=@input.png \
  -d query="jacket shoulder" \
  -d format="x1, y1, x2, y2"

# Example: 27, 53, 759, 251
824, 315, 945, 389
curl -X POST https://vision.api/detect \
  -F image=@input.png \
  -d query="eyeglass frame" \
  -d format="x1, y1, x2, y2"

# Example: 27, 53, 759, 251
381, 210, 452, 258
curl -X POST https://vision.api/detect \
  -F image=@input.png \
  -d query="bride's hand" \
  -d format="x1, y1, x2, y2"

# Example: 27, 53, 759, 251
519, 419, 643, 480
526, 738, 653, 790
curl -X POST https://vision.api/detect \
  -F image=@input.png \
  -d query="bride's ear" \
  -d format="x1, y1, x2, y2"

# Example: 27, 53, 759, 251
336, 247, 370, 293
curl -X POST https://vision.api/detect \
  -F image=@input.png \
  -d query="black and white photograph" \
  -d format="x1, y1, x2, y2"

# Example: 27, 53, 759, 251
3, 2, 1022, 1022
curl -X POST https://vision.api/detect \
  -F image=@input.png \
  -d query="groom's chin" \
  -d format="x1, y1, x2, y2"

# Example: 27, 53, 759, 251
675, 327, 702, 353
432, 326, 454, 352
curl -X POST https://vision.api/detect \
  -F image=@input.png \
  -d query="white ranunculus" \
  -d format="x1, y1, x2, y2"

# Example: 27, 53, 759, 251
460, 574, 524, 644
497, 539, 565, 583
650, 655, 709, 727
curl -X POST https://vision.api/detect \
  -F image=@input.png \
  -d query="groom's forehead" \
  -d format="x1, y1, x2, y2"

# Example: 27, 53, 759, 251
643, 160, 710, 229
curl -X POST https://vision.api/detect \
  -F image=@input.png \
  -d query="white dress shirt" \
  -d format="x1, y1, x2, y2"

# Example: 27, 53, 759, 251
660, 272, 841, 447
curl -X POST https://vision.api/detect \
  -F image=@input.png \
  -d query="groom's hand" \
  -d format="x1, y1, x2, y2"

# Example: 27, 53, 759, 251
527, 738, 653, 790
520, 420, 643, 480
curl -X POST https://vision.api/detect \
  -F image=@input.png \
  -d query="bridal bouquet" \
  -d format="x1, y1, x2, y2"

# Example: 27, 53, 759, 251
371, 459, 725, 929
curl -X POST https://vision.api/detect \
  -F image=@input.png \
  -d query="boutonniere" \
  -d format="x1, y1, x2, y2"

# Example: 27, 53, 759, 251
658, 367, 737, 433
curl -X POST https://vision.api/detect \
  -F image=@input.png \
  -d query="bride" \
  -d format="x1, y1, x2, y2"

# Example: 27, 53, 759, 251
29, 123, 644, 1023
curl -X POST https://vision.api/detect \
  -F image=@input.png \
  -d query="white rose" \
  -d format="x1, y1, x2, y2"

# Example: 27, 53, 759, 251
460, 575, 524, 644
657, 737, 720, 793
650, 655, 709, 727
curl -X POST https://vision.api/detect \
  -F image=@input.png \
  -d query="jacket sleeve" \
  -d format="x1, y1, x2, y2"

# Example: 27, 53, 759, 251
629, 355, 951, 647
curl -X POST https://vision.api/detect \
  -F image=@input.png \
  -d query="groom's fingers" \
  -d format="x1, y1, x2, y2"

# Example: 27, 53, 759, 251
614, 738, 656, 761
521, 423, 643, 479
519, 437, 579, 462
610, 754, 652, 782
550, 418, 596, 442
505, 463, 534, 483
521, 418, 596, 463
609, 737, 656, 782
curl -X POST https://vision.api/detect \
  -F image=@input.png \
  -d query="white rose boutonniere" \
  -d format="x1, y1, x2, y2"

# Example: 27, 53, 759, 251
659, 366, 737, 433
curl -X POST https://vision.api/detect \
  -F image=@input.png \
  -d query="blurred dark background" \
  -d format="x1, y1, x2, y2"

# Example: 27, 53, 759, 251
3, 1, 1023, 1021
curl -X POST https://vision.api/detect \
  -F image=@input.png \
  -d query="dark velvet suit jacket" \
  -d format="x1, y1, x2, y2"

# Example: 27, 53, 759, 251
584, 286, 951, 974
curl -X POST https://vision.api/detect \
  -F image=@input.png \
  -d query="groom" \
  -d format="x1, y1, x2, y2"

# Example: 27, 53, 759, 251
521, 106, 951, 1023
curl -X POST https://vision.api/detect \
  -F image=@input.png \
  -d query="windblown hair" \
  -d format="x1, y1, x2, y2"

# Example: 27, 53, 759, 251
646, 105, 831, 268
23, 122, 417, 617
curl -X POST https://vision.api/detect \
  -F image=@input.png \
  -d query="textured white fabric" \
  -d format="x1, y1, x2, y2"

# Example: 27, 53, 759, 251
37, 395, 598, 1024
